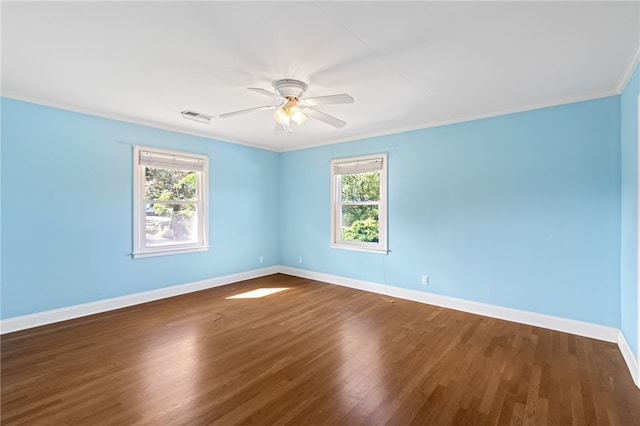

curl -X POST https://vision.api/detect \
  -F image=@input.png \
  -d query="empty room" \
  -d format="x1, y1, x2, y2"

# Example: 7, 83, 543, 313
2, 1, 640, 424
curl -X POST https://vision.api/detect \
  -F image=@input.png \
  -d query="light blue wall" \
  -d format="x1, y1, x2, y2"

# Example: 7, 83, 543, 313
621, 63, 640, 358
280, 97, 622, 327
1, 98, 280, 319
0, 95, 625, 330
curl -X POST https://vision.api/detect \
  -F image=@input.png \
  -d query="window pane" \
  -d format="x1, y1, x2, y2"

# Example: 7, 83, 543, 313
340, 172, 380, 202
145, 167, 197, 201
341, 205, 379, 243
146, 204, 198, 246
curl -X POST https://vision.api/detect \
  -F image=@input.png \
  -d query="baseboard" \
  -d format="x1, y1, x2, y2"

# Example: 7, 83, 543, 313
0, 266, 279, 334
3, 265, 637, 389
2, 266, 620, 342
618, 331, 640, 388
278, 266, 620, 343
280, 266, 640, 387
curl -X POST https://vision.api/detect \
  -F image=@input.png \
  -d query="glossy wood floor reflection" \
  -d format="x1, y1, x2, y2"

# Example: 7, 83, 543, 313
2, 274, 639, 425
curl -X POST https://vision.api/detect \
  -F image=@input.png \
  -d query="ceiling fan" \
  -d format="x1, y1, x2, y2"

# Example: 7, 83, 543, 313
219, 79, 354, 132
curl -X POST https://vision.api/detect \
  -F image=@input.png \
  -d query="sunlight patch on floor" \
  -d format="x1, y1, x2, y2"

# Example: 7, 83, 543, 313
226, 288, 289, 299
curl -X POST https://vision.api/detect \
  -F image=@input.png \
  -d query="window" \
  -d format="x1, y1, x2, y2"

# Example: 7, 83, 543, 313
331, 153, 388, 253
133, 146, 208, 258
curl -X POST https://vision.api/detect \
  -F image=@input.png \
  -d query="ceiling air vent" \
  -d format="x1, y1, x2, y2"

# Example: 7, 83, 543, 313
181, 110, 213, 124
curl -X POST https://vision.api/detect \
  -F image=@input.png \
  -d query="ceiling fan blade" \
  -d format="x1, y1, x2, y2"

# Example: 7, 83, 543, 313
302, 94, 354, 106
247, 87, 282, 99
219, 103, 281, 118
304, 108, 347, 128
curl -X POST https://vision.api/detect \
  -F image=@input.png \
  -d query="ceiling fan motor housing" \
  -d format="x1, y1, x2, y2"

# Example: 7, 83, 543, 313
273, 79, 307, 99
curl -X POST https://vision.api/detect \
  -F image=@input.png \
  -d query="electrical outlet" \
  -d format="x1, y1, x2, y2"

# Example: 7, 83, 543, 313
259, 256, 264, 264
298, 256, 303, 264
422, 275, 429, 285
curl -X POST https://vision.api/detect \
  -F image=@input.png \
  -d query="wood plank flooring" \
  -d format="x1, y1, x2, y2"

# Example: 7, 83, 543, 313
2, 274, 639, 425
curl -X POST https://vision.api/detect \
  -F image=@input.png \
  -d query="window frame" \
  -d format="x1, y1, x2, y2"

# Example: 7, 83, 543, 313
133, 145, 209, 258
330, 153, 388, 253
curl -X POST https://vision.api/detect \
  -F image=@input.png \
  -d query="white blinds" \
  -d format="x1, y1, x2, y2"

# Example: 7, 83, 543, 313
138, 150, 205, 172
333, 157, 384, 175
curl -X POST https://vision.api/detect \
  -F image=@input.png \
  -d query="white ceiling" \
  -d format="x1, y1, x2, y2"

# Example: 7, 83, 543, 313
2, 1, 639, 152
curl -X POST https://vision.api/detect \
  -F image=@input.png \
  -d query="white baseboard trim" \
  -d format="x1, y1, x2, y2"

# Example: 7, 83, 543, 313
280, 266, 640, 387
618, 331, 640, 388
3, 265, 638, 389
0, 266, 279, 334
278, 266, 620, 343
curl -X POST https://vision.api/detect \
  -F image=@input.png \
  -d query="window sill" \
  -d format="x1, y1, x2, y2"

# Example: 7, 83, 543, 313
330, 243, 389, 254
133, 245, 209, 259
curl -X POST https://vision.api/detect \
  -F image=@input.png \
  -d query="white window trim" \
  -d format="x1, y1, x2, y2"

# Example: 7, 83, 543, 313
133, 145, 209, 258
331, 153, 388, 254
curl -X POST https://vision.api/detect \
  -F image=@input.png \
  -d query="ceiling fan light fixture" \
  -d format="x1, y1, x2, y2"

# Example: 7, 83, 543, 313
273, 97, 307, 129
273, 107, 291, 127
290, 108, 307, 125
221, 79, 352, 131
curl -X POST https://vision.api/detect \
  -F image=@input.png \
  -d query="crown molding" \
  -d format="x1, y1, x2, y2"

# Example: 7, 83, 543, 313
0, 93, 280, 152
281, 89, 620, 152
2, 87, 621, 155
617, 41, 640, 94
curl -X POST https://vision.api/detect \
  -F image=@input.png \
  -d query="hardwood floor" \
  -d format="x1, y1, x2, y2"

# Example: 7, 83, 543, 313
2, 274, 639, 425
